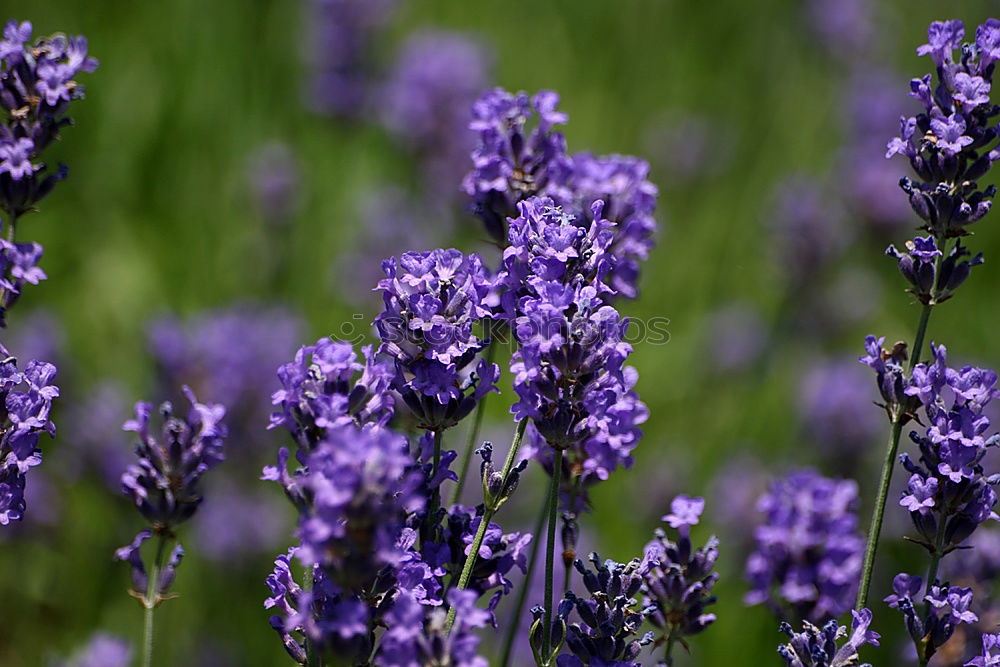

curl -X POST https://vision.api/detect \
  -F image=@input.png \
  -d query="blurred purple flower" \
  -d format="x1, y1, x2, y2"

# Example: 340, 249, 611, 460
798, 358, 883, 463
61, 632, 132, 667
704, 302, 767, 373
246, 141, 299, 227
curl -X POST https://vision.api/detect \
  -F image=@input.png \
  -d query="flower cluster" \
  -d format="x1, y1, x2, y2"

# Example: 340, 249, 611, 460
375, 248, 499, 432
263, 424, 438, 664
554, 552, 653, 667
0, 344, 58, 524
462, 88, 570, 243
427, 503, 532, 620
886, 19, 1000, 238
777, 609, 880, 667
895, 344, 1000, 558
269, 338, 394, 452
500, 196, 616, 316
884, 573, 978, 664
642, 496, 719, 649
116, 388, 225, 605
463, 88, 660, 300
885, 235, 983, 305
0, 227, 44, 325
118, 387, 226, 532
0, 20, 97, 217
380, 588, 491, 667
745, 470, 864, 622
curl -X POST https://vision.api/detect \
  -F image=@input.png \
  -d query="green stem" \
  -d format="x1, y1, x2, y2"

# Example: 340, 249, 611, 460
445, 419, 529, 633
664, 634, 677, 667
855, 302, 935, 611
541, 448, 564, 665
141, 534, 172, 667
303, 564, 322, 667
499, 502, 548, 667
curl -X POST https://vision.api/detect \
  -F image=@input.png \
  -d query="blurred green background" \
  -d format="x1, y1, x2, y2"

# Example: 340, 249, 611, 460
2, 0, 1000, 665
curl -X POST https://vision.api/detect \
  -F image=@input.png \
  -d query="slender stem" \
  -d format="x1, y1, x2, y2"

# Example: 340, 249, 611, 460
445, 419, 529, 633
499, 502, 548, 667
855, 302, 935, 611
855, 417, 904, 611
562, 548, 572, 596
303, 565, 322, 667
141, 534, 171, 667
452, 340, 494, 504
541, 448, 564, 665
908, 303, 933, 373
922, 514, 949, 616
427, 429, 443, 524
664, 634, 677, 667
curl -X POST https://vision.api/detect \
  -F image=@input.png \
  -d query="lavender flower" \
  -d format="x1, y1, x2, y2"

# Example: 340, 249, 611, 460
886, 20, 1000, 238
554, 552, 654, 667
859, 335, 911, 418
303, 0, 397, 117
798, 359, 883, 467
375, 248, 499, 432
293, 424, 424, 588
777, 608, 880, 667
500, 197, 616, 315
379, 588, 490, 667
263, 424, 439, 664
463, 88, 571, 243
426, 503, 532, 623
896, 344, 1000, 556
269, 338, 394, 453
0, 20, 97, 218
886, 235, 983, 304
557, 153, 659, 299
643, 496, 719, 650
746, 470, 864, 622
884, 573, 978, 664
119, 387, 226, 532
0, 230, 45, 324
967, 633, 1000, 666
380, 31, 492, 200
512, 280, 647, 512
0, 344, 58, 524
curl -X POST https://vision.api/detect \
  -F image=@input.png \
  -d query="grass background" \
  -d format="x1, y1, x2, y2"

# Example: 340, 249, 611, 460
2, 0, 1000, 664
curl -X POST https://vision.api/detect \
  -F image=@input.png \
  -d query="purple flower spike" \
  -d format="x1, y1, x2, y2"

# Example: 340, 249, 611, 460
0, 21, 97, 218
777, 607, 879, 667
119, 386, 226, 530
0, 344, 58, 524
888, 20, 1000, 238
375, 248, 498, 432
745, 470, 864, 622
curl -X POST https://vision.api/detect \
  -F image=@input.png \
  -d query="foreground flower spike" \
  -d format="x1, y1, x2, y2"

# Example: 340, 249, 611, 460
552, 552, 653, 667
854, 18, 1000, 616
887, 19, 1000, 238
116, 386, 226, 667
745, 470, 864, 622
0, 20, 97, 326
263, 425, 441, 665
0, 343, 58, 524
0, 20, 97, 218
375, 248, 499, 432
777, 608, 880, 667
643, 496, 719, 663
463, 88, 571, 243
967, 632, 1000, 666
897, 344, 1000, 559
884, 573, 979, 664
